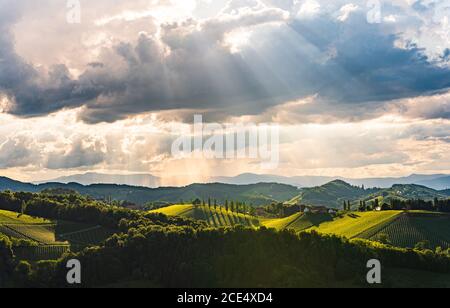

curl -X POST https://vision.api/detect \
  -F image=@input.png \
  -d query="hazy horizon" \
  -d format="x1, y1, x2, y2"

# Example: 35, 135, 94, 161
1, 0, 449, 186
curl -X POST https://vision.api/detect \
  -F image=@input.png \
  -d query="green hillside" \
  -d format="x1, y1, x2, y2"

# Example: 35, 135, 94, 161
151, 204, 260, 227
287, 181, 448, 209
309, 211, 402, 238
0, 209, 115, 259
0, 210, 50, 225
0, 176, 300, 207
369, 184, 448, 204
292, 180, 373, 208
1, 190, 449, 288
359, 212, 450, 249
261, 210, 450, 250
261, 212, 304, 229
262, 212, 333, 231
152, 203, 450, 251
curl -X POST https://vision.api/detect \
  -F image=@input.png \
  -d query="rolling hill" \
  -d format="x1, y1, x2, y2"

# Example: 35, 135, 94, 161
288, 181, 448, 209
261, 212, 333, 230
308, 211, 402, 238
211, 173, 450, 189
151, 203, 450, 251
1, 176, 448, 209
417, 176, 450, 190
39, 172, 161, 188
264, 210, 450, 250
0, 176, 300, 207
357, 212, 450, 249
366, 184, 449, 204
151, 204, 260, 227
290, 180, 377, 208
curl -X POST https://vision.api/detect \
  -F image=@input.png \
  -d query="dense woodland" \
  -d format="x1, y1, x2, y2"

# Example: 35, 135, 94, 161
362, 198, 450, 212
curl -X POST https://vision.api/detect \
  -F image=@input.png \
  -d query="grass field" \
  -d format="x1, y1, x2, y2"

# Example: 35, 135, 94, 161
309, 211, 402, 238
261, 212, 304, 229
262, 211, 400, 237
152, 204, 195, 216
151, 204, 260, 227
0, 210, 50, 225
261, 212, 333, 230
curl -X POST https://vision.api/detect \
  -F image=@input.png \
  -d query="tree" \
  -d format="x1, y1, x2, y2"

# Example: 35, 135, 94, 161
20, 201, 28, 217
415, 241, 430, 251
13, 261, 32, 287
375, 233, 391, 245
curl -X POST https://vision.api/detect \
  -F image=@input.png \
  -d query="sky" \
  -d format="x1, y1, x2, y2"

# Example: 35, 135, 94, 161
0, 0, 449, 185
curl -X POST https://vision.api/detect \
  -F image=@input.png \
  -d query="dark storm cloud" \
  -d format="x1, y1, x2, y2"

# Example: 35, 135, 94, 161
0, 0, 102, 117
0, 0, 449, 124
282, 14, 450, 104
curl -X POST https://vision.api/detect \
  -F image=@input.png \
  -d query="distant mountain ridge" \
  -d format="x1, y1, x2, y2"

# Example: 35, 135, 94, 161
36, 172, 160, 188
416, 176, 450, 190
36, 172, 450, 190
1, 175, 449, 209
0, 176, 300, 207
211, 173, 450, 190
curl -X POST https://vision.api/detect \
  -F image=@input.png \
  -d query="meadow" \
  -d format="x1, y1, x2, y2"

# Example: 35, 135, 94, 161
151, 204, 260, 227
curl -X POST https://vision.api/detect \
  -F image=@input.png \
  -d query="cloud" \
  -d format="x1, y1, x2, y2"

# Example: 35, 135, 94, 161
45, 138, 106, 169
0, 0, 449, 125
337, 4, 359, 21
0, 135, 38, 168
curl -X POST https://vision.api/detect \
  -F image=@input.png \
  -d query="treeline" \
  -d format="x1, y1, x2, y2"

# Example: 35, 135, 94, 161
347, 198, 450, 213
378, 198, 450, 212
5, 226, 450, 288
192, 198, 256, 215
263, 203, 302, 217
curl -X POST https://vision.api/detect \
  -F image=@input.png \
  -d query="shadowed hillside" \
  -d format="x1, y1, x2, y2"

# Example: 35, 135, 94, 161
0, 176, 299, 207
